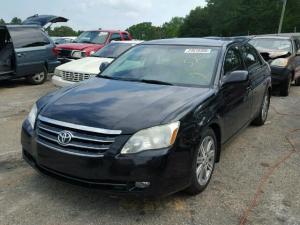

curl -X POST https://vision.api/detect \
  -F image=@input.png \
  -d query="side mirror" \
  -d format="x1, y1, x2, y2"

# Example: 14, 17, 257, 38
99, 62, 110, 72
223, 70, 249, 85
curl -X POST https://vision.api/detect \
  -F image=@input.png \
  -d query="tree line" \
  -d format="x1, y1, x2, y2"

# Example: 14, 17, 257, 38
2, 0, 300, 39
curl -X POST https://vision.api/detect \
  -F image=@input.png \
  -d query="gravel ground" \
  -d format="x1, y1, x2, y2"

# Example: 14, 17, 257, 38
0, 79, 299, 225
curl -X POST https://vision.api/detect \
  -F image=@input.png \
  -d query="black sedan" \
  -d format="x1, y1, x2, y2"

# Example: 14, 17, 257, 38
21, 38, 271, 197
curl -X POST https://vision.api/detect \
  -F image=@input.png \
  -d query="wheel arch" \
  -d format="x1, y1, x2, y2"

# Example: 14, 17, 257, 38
208, 123, 221, 163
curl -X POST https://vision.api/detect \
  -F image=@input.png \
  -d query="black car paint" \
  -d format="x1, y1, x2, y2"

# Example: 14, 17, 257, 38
21, 38, 271, 197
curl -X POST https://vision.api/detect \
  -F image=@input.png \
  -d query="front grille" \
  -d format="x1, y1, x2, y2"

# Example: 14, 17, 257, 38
58, 49, 72, 57
36, 116, 121, 157
61, 71, 93, 82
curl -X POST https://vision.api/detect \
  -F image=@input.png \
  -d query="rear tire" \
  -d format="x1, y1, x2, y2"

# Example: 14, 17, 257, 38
252, 90, 270, 126
185, 128, 217, 195
280, 75, 291, 96
27, 67, 48, 85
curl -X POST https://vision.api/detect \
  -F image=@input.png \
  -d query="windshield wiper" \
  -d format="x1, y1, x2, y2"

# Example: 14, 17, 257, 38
98, 75, 138, 82
140, 79, 173, 86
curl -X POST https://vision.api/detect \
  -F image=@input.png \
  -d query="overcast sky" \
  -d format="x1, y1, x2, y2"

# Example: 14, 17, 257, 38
1, 0, 206, 30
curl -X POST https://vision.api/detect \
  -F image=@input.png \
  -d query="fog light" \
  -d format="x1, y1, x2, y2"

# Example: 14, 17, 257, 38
135, 182, 150, 189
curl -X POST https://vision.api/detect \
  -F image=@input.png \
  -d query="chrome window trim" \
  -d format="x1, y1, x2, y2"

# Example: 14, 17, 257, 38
38, 115, 122, 135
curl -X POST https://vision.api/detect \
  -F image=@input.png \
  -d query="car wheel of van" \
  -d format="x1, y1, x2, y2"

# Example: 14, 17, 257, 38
185, 128, 216, 195
280, 75, 291, 96
27, 67, 48, 85
252, 90, 270, 126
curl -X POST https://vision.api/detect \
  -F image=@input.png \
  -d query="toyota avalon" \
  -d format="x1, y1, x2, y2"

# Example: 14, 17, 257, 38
21, 38, 271, 197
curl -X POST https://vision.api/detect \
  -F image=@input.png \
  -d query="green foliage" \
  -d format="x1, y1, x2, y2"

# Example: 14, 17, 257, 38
179, 0, 300, 37
47, 26, 79, 37
0, 18, 5, 25
126, 22, 162, 40
161, 17, 184, 38
10, 17, 22, 24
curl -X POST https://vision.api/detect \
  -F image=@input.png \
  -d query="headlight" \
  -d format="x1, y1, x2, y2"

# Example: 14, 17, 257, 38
270, 58, 288, 67
121, 121, 180, 154
27, 104, 38, 129
54, 68, 63, 77
72, 51, 83, 58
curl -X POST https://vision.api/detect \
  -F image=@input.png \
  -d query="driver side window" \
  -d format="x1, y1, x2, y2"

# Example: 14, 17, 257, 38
224, 46, 244, 75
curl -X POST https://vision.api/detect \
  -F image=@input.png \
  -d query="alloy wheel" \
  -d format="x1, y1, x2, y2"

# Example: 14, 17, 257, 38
32, 72, 45, 82
196, 136, 215, 186
261, 92, 270, 121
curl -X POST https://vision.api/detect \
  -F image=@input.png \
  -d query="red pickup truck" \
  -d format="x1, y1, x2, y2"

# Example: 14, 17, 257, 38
54, 30, 132, 62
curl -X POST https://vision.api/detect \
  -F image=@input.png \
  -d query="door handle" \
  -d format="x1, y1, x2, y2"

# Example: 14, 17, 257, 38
17, 53, 24, 57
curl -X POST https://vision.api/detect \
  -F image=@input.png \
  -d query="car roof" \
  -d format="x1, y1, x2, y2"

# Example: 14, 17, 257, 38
142, 38, 236, 47
85, 30, 129, 33
111, 40, 144, 44
252, 35, 291, 40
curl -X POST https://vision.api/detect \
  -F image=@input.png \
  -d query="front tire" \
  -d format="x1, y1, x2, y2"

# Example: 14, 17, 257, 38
27, 67, 48, 85
185, 128, 217, 195
280, 75, 291, 96
252, 90, 270, 126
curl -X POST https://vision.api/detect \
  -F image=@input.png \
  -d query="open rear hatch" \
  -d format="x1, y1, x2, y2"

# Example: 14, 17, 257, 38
22, 15, 68, 27
0, 26, 15, 76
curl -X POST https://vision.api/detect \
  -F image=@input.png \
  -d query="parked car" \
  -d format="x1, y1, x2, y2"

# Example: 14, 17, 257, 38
21, 38, 271, 197
0, 15, 66, 84
51, 36, 77, 45
249, 35, 300, 96
54, 30, 132, 63
52, 40, 142, 87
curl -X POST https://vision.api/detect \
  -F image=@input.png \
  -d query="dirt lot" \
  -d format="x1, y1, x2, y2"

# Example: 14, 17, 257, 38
0, 79, 299, 225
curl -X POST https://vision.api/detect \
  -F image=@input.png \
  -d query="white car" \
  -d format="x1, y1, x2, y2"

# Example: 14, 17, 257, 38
52, 40, 143, 87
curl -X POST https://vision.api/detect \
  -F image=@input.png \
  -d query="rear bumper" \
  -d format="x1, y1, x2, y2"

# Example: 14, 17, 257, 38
21, 119, 192, 197
270, 66, 291, 86
52, 75, 75, 87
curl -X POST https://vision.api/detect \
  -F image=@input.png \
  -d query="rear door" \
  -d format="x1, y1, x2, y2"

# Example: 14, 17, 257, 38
8, 26, 51, 76
220, 44, 252, 140
241, 44, 267, 118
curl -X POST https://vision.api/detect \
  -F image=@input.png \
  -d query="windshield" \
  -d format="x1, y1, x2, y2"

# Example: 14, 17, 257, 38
100, 45, 220, 87
249, 38, 292, 52
92, 43, 135, 58
74, 31, 108, 44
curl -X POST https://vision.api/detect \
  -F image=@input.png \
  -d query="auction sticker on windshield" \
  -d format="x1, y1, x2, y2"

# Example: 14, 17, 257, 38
184, 49, 212, 54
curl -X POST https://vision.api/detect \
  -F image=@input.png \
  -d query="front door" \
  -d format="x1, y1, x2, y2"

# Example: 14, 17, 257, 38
220, 45, 252, 141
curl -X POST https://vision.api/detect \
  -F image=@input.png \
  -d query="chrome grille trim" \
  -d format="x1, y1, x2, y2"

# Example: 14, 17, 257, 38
37, 139, 105, 158
61, 70, 94, 82
38, 115, 122, 135
38, 132, 109, 151
38, 124, 115, 143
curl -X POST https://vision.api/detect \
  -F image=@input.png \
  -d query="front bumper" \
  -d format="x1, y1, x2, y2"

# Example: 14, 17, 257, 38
52, 75, 75, 87
270, 66, 291, 86
21, 120, 192, 197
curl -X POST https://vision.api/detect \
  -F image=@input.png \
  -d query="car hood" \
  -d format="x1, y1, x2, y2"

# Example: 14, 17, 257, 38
40, 79, 213, 134
56, 57, 114, 74
56, 43, 104, 51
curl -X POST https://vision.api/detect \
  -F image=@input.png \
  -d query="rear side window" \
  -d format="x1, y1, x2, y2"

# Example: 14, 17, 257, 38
110, 33, 122, 41
224, 46, 244, 75
8, 27, 50, 48
122, 33, 130, 40
241, 45, 261, 68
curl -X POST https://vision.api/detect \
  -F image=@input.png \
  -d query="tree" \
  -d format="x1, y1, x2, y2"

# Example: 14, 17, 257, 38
0, 18, 5, 25
47, 26, 79, 37
127, 22, 162, 40
161, 17, 184, 38
10, 17, 22, 24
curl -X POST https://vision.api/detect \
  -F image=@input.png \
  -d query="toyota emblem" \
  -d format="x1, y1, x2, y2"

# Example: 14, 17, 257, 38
57, 130, 73, 146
